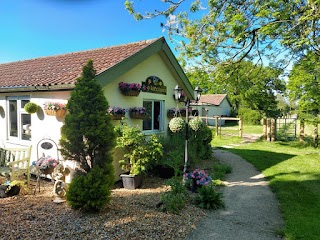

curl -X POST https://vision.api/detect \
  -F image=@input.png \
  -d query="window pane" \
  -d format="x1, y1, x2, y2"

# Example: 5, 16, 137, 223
21, 114, 31, 141
9, 100, 18, 137
143, 101, 152, 131
154, 101, 161, 130
21, 99, 29, 110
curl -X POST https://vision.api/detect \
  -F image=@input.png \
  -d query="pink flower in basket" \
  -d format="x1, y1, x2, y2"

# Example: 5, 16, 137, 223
33, 156, 59, 170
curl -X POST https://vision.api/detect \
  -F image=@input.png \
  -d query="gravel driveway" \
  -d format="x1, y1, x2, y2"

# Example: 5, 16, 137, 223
186, 149, 284, 240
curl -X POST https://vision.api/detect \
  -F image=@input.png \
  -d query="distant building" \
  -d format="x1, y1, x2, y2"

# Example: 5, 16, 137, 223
193, 94, 233, 126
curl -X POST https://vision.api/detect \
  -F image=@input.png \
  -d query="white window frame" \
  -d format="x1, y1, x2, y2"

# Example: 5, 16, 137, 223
6, 96, 31, 143
142, 100, 164, 133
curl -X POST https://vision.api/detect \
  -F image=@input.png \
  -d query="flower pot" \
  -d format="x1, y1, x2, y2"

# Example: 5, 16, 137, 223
121, 90, 140, 96
120, 174, 143, 189
111, 114, 125, 120
40, 166, 55, 175
130, 112, 146, 119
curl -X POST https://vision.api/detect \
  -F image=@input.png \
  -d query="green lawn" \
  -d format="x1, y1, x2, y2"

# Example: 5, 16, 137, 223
225, 141, 320, 240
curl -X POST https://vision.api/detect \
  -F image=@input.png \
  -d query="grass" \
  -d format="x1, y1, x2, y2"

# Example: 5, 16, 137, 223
224, 140, 320, 240
211, 124, 263, 147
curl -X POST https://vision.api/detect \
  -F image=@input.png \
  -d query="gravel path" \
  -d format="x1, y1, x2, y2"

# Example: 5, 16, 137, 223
186, 148, 284, 240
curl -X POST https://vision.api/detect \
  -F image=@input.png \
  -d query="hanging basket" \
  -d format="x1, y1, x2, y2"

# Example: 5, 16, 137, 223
130, 112, 146, 119
121, 90, 140, 96
56, 109, 66, 117
45, 109, 56, 116
189, 117, 204, 131
45, 109, 66, 117
110, 113, 125, 120
169, 117, 185, 133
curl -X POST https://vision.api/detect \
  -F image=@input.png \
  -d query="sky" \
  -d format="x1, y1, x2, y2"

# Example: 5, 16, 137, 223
0, 0, 174, 64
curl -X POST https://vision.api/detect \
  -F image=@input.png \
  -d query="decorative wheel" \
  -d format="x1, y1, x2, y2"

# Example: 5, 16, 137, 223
54, 181, 67, 197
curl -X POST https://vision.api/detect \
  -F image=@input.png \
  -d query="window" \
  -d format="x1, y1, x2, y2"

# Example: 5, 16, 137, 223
7, 96, 31, 142
143, 100, 163, 132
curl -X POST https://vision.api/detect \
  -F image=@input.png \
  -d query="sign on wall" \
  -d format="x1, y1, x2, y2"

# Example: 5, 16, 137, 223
141, 76, 167, 95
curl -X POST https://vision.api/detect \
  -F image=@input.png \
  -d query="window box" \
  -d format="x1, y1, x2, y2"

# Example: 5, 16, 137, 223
119, 82, 141, 97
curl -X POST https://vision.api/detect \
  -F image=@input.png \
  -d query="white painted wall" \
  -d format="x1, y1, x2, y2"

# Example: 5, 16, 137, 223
0, 52, 186, 181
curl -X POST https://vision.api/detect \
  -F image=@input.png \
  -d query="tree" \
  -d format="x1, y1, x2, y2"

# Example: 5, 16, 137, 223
188, 61, 285, 117
60, 60, 116, 211
125, 0, 320, 71
288, 51, 320, 122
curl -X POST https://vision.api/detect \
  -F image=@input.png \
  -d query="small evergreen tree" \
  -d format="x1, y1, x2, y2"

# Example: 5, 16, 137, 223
60, 60, 115, 211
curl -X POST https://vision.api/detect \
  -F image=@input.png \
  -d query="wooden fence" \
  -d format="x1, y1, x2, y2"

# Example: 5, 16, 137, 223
191, 116, 243, 137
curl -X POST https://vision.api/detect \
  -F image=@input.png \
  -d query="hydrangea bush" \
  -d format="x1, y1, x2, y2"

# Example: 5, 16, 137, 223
185, 169, 212, 187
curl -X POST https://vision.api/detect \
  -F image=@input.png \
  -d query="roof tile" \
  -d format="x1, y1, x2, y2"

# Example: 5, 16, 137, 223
0, 38, 158, 88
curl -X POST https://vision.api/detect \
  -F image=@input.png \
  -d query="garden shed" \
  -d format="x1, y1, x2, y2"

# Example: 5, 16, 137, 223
193, 94, 233, 126
0, 37, 195, 179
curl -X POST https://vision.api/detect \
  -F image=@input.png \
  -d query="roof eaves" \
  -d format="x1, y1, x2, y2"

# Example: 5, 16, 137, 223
0, 83, 75, 93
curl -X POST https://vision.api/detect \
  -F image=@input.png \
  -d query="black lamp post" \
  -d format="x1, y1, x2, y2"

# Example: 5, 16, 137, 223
174, 85, 202, 178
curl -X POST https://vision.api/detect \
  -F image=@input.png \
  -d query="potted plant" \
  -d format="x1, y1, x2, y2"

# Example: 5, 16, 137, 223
24, 102, 38, 114
32, 155, 59, 175
129, 107, 147, 119
107, 106, 126, 120
118, 82, 141, 96
169, 117, 185, 133
43, 101, 66, 117
115, 124, 163, 189
0, 180, 26, 198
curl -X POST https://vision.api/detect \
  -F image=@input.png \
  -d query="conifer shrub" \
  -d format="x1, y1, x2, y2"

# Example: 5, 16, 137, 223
66, 166, 112, 212
60, 60, 115, 211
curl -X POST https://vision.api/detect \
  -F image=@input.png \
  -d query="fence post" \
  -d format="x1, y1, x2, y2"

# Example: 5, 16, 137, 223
299, 120, 305, 143
215, 116, 219, 136
263, 118, 267, 140
313, 125, 318, 148
271, 118, 276, 141
267, 118, 271, 141
239, 117, 243, 138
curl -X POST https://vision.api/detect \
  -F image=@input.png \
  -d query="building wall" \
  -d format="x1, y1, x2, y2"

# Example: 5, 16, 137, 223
195, 98, 232, 126
0, 52, 185, 180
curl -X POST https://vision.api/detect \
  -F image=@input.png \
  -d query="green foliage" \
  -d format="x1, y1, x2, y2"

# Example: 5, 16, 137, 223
212, 163, 232, 180
160, 177, 188, 214
228, 141, 320, 239
66, 166, 113, 212
60, 60, 116, 175
238, 107, 261, 125
288, 51, 320, 124
188, 123, 213, 165
24, 102, 38, 114
125, 1, 320, 71
116, 124, 163, 175
60, 60, 115, 211
194, 185, 224, 210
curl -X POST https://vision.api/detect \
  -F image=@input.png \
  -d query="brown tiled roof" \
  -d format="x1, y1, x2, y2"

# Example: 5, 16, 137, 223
199, 94, 228, 106
0, 38, 159, 88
